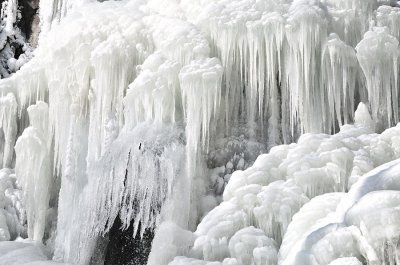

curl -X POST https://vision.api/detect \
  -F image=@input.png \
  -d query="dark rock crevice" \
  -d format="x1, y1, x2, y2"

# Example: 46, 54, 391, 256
100, 218, 154, 265
17, 0, 40, 47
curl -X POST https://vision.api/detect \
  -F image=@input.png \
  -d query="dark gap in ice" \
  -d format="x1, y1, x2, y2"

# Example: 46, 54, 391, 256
103, 218, 154, 265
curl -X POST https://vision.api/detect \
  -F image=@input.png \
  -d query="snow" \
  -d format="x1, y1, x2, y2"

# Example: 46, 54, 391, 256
0, 0, 400, 264
0, 239, 70, 265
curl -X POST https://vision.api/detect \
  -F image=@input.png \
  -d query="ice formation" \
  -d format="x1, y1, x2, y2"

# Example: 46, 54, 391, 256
0, 168, 24, 241
0, 239, 64, 265
0, 0, 399, 264
15, 101, 51, 242
176, 115, 400, 265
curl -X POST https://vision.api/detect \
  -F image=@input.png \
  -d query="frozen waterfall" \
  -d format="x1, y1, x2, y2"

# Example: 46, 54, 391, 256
0, 0, 400, 265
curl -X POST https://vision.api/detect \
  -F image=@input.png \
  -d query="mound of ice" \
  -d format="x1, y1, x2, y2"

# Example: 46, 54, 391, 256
170, 112, 400, 264
0, 239, 69, 265
0, 169, 25, 241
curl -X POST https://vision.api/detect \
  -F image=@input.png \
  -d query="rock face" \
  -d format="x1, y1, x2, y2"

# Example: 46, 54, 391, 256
18, 0, 40, 47
103, 219, 154, 265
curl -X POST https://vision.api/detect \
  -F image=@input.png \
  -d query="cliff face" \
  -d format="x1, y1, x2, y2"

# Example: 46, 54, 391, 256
18, 0, 40, 47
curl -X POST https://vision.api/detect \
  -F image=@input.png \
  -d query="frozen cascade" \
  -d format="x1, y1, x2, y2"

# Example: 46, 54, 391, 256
14, 101, 51, 242
376, 5, 400, 40
322, 33, 358, 128
356, 26, 400, 130
86, 123, 185, 238
0, 93, 17, 169
0, 0, 400, 265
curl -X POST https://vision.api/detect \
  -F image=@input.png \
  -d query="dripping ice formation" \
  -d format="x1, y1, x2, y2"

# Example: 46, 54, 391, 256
0, 0, 399, 264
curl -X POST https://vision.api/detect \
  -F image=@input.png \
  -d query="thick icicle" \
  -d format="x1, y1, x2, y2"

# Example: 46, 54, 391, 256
86, 122, 185, 238
356, 26, 399, 130
322, 33, 358, 128
0, 93, 17, 169
14, 102, 51, 242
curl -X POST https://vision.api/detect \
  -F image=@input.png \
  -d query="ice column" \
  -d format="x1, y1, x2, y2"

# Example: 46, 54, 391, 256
356, 26, 399, 130
14, 101, 51, 242
88, 33, 138, 161
284, 0, 329, 135
322, 33, 358, 129
179, 58, 223, 226
0, 93, 17, 169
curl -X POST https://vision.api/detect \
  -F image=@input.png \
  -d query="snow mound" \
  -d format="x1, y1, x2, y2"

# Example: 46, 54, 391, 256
171, 117, 400, 264
0, 239, 69, 265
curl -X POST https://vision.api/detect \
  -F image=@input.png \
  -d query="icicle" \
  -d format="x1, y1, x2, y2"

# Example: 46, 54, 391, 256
88, 32, 138, 161
178, 57, 223, 230
85, 122, 185, 238
325, 0, 378, 46
322, 33, 358, 129
14, 101, 51, 242
285, 0, 330, 135
180, 58, 223, 153
0, 93, 17, 169
246, 12, 285, 144
356, 26, 399, 130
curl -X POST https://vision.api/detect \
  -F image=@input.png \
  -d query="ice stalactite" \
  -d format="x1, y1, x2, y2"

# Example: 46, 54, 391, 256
179, 58, 223, 226
246, 11, 286, 145
284, 0, 329, 135
14, 101, 51, 242
87, 32, 138, 161
322, 33, 358, 129
86, 123, 185, 238
39, 0, 96, 33
326, 0, 377, 47
184, 0, 380, 144
0, 2, 223, 264
356, 26, 399, 130
0, 93, 17, 169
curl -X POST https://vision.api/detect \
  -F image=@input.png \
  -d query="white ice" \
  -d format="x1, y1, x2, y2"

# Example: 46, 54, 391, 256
0, 0, 399, 265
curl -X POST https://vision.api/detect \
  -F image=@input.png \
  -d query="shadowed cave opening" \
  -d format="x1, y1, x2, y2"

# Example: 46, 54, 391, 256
100, 218, 154, 265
